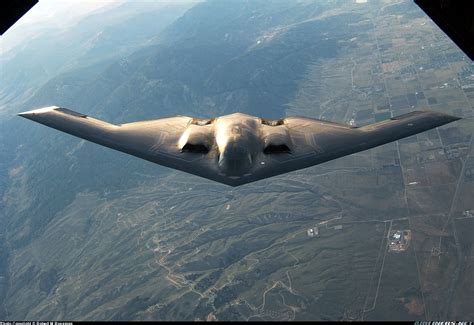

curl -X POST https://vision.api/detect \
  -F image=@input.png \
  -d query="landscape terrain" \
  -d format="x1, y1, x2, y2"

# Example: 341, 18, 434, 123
0, 0, 473, 320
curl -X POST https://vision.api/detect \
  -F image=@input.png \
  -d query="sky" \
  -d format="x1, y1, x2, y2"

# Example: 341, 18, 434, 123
1, 0, 122, 54
13, 0, 120, 27
1, 0, 201, 54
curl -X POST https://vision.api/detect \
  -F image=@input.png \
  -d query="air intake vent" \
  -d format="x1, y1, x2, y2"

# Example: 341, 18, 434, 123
264, 144, 291, 154
190, 118, 214, 126
181, 143, 209, 153
261, 119, 285, 126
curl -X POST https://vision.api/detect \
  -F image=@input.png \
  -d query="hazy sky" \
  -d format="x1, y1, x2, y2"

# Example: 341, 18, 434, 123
1, 0, 122, 54
1, 0, 200, 54
14, 0, 120, 27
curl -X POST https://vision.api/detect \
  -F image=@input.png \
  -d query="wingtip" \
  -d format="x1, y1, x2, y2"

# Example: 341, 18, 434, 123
444, 113, 462, 123
425, 110, 462, 124
17, 106, 60, 117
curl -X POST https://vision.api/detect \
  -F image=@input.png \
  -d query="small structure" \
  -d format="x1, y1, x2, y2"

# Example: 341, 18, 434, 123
307, 226, 319, 237
388, 230, 411, 252
431, 246, 441, 257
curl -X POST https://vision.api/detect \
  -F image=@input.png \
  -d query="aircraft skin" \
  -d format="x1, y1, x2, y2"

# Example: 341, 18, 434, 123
18, 106, 460, 186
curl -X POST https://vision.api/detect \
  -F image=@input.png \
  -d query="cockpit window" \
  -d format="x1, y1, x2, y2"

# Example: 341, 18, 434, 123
231, 125, 241, 134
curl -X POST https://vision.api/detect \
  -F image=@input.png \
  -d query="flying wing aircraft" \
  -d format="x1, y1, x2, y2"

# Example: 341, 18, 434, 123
18, 106, 460, 186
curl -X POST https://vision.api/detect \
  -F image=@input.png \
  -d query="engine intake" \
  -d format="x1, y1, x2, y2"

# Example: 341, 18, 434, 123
178, 124, 213, 154
181, 143, 209, 153
261, 124, 292, 154
264, 144, 291, 154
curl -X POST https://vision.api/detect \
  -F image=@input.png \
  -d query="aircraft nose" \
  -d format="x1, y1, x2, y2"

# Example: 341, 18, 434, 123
218, 142, 252, 176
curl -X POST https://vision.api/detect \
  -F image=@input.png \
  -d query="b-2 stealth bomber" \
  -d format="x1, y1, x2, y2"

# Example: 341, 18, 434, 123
18, 106, 460, 186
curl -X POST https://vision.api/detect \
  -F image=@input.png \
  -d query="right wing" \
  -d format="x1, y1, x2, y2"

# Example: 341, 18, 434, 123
243, 110, 461, 184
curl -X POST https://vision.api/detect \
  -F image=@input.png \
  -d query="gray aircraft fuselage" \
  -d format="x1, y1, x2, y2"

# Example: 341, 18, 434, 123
214, 114, 261, 176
